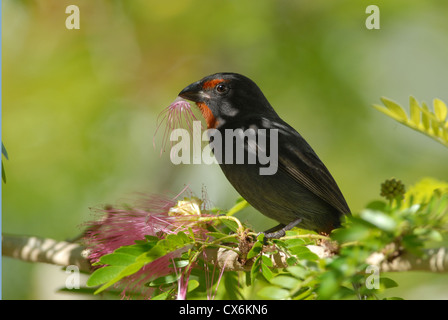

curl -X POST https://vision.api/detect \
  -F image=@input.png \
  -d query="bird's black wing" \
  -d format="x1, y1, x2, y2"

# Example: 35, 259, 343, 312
272, 120, 350, 215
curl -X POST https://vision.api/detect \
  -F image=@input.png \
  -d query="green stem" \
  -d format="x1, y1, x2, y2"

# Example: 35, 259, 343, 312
198, 215, 245, 235
226, 199, 249, 216
246, 232, 330, 242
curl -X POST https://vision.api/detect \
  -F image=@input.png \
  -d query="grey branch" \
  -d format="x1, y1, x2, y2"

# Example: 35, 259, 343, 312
366, 247, 448, 273
2, 233, 448, 273
2, 233, 91, 272
204, 244, 330, 271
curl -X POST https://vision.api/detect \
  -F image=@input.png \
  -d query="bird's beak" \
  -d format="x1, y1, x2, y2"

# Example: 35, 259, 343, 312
178, 81, 210, 102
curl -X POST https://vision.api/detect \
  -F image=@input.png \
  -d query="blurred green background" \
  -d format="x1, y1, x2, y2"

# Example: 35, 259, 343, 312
3, 0, 448, 299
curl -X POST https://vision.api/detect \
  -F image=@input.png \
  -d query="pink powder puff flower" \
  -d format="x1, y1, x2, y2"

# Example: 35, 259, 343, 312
153, 97, 201, 156
83, 187, 212, 299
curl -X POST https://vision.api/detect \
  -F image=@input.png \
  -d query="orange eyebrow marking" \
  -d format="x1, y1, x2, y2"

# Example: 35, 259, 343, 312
202, 78, 225, 90
197, 102, 218, 129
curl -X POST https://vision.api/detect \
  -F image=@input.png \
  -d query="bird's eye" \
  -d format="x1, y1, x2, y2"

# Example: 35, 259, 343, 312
215, 83, 229, 94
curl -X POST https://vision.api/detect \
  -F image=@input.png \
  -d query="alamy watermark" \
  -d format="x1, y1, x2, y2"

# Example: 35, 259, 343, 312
65, 5, 80, 30
64, 5, 379, 31
169, 121, 279, 176
65, 265, 80, 290
365, 265, 380, 290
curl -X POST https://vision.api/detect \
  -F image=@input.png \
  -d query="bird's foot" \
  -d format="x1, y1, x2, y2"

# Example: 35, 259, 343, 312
261, 218, 303, 241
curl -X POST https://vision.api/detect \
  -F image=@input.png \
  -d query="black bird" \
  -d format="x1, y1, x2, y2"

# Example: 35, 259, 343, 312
178, 72, 350, 238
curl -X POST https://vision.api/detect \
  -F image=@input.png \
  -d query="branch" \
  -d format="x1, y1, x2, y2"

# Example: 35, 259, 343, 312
3, 233, 448, 274
204, 245, 330, 271
366, 247, 448, 273
2, 233, 91, 272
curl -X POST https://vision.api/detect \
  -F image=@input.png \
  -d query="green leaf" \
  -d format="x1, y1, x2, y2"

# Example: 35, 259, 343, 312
288, 245, 319, 261
283, 238, 306, 247
170, 259, 190, 268
261, 254, 273, 267
286, 256, 298, 266
93, 235, 188, 293
360, 209, 397, 232
258, 286, 290, 300
261, 263, 273, 281
176, 231, 190, 244
187, 279, 200, 292
434, 98, 447, 122
250, 256, 261, 284
286, 266, 307, 280
207, 232, 230, 239
220, 219, 238, 232
137, 245, 169, 263
365, 200, 387, 211
145, 235, 161, 242
94, 260, 145, 294
257, 232, 265, 243
148, 273, 180, 286
402, 234, 424, 256
373, 105, 404, 123
247, 240, 263, 259
224, 271, 244, 300
413, 228, 443, 242
87, 266, 125, 287
165, 234, 184, 248
270, 275, 300, 290
409, 96, 421, 126
380, 277, 399, 289
187, 227, 196, 242
151, 289, 174, 300
284, 230, 302, 237
99, 253, 137, 266
293, 287, 315, 300
427, 229, 443, 242
137, 233, 192, 264
374, 96, 448, 148
380, 97, 408, 122
115, 242, 156, 256
331, 223, 370, 242
421, 102, 431, 130
431, 112, 440, 136
317, 271, 339, 299
208, 232, 239, 243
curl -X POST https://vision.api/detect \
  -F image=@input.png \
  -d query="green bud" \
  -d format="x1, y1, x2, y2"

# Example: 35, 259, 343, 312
380, 178, 406, 201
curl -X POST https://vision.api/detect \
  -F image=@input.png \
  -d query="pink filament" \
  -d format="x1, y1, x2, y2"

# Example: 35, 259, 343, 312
153, 97, 200, 156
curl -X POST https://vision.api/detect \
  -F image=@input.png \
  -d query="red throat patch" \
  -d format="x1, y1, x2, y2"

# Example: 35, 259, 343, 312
197, 102, 218, 129
198, 78, 227, 128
